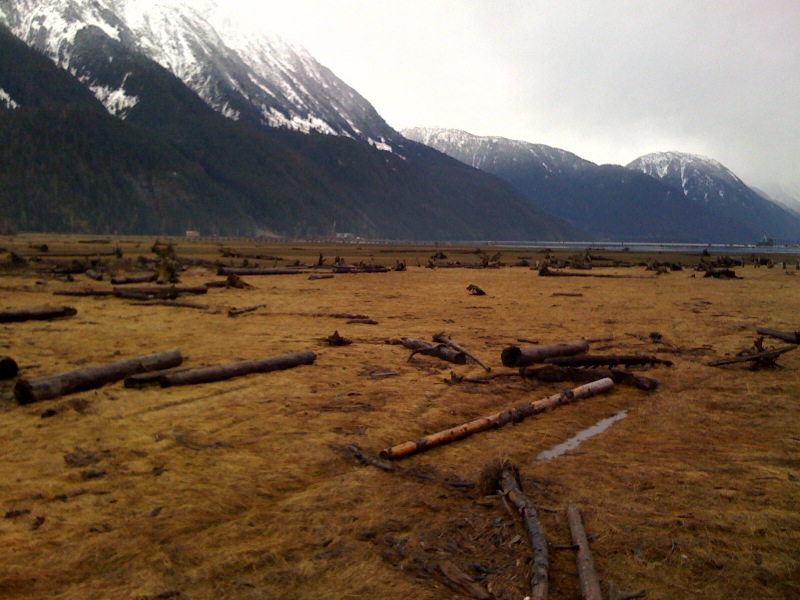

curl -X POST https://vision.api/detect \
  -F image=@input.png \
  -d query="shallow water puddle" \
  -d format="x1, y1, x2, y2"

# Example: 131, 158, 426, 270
535, 410, 628, 461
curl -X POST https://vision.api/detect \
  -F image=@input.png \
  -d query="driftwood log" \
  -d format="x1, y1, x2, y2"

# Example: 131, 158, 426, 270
432, 333, 491, 371
501, 340, 589, 368
706, 345, 796, 368
124, 367, 193, 389
0, 306, 77, 323
14, 350, 183, 404
113, 285, 207, 297
1, 356, 19, 380
110, 274, 157, 285
756, 328, 800, 344
481, 462, 548, 600
544, 354, 673, 368
158, 350, 316, 388
402, 338, 467, 365
380, 378, 614, 459
521, 365, 659, 391
228, 304, 266, 317
567, 504, 602, 600
217, 267, 304, 276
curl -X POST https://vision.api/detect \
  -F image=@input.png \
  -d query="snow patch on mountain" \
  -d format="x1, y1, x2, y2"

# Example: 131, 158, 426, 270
87, 73, 139, 118
0, 88, 20, 109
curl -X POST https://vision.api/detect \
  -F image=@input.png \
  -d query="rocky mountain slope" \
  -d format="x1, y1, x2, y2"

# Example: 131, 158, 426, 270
0, 1, 582, 240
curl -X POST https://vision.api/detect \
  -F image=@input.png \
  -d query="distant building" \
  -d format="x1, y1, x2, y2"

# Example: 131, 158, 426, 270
185, 230, 200, 238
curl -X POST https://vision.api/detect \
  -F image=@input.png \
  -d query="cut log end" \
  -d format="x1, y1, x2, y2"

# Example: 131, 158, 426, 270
0, 356, 20, 380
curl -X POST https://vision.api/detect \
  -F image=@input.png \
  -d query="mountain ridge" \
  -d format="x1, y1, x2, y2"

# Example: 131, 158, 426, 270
403, 127, 800, 243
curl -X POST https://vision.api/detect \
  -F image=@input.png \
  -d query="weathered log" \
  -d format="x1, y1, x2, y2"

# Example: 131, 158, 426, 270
113, 285, 208, 297
110, 274, 157, 285
501, 340, 589, 368
521, 365, 659, 391
380, 378, 614, 459
124, 366, 194, 388
14, 350, 183, 404
544, 354, 673, 368
497, 464, 549, 600
756, 328, 800, 344
53, 289, 115, 297
344, 444, 395, 472
432, 332, 491, 371
217, 267, 304, 276
1, 356, 19, 380
567, 504, 602, 600
158, 350, 316, 388
228, 304, 266, 317
129, 300, 210, 310
401, 338, 467, 365
467, 284, 486, 296
706, 345, 796, 367
0, 306, 77, 323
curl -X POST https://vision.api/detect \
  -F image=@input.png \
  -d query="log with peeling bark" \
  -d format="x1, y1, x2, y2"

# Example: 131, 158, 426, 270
756, 328, 800, 344
495, 463, 549, 600
380, 378, 614, 459
158, 350, 316, 388
14, 350, 183, 404
544, 354, 673, 368
1, 356, 19, 380
501, 340, 589, 368
401, 338, 467, 365
567, 504, 602, 600
521, 365, 659, 391
0, 306, 77, 323
432, 332, 491, 371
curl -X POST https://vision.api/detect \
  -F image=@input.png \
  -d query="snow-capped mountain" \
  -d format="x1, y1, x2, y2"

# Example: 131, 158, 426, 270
405, 127, 800, 243
402, 127, 593, 174
629, 151, 751, 204
0, 0, 397, 148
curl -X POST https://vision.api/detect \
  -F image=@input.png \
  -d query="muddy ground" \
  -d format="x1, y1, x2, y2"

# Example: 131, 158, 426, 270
1, 234, 798, 599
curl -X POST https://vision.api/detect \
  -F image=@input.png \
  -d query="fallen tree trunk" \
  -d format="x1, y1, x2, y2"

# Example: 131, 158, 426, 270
110, 274, 157, 285
756, 328, 800, 344
495, 463, 548, 600
402, 338, 467, 365
433, 332, 491, 371
521, 365, 659, 391
217, 267, 304, 276
567, 504, 602, 600
501, 340, 589, 368
544, 354, 673, 368
228, 304, 266, 317
124, 366, 194, 389
1, 356, 19, 380
113, 285, 207, 297
158, 350, 316, 388
14, 350, 183, 404
380, 378, 614, 459
706, 345, 796, 367
129, 300, 210, 310
0, 306, 77, 323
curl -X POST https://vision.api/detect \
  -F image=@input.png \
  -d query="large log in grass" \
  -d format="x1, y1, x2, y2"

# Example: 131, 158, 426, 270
14, 350, 183, 404
380, 378, 614, 459
0, 306, 77, 323
567, 504, 602, 600
158, 350, 317, 388
1, 356, 19, 380
756, 328, 800, 344
501, 340, 589, 367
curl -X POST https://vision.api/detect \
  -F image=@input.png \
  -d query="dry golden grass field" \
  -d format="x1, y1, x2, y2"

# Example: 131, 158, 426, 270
1, 234, 799, 600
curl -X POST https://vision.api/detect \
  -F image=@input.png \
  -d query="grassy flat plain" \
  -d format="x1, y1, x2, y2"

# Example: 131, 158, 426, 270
1, 234, 799, 599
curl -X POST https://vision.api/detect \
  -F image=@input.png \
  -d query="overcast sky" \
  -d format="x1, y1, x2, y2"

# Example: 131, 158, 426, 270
220, 1, 799, 193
